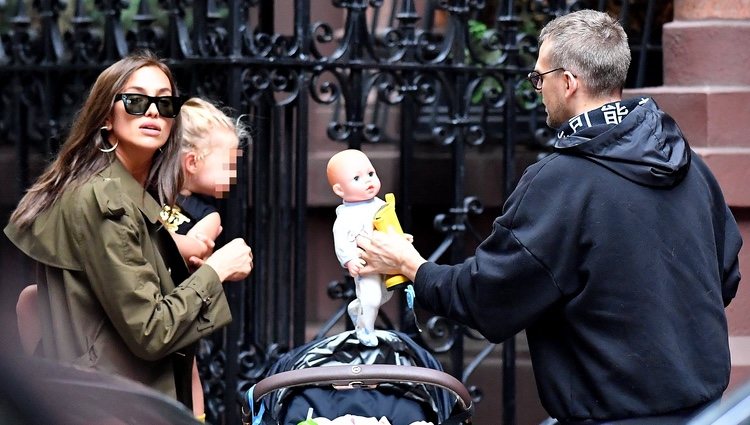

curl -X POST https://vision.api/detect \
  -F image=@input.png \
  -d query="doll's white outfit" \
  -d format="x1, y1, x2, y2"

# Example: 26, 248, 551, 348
333, 198, 393, 346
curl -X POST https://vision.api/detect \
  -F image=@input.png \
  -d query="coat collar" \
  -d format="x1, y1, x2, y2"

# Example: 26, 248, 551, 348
101, 159, 163, 225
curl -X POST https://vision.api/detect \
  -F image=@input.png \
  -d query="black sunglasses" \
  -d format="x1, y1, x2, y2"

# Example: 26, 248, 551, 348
115, 93, 184, 118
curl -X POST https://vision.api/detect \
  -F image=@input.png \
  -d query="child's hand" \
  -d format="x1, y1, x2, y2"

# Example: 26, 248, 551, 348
189, 233, 215, 259
182, 233, 213, 272
188, 255, 205, 270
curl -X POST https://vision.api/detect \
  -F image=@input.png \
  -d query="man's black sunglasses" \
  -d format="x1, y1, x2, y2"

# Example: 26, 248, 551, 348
115, 93, 184, 118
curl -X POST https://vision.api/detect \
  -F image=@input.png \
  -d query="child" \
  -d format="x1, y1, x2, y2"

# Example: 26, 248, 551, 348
162, 97, 246, 269
15, 285, 41, 356
327, 149, 392, 347
166, 96, 247, 421
15, 96, 248, 422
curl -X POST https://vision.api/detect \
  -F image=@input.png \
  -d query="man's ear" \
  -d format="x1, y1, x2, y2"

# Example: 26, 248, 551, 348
564, 71, 579, 97
332, 183, 344, 198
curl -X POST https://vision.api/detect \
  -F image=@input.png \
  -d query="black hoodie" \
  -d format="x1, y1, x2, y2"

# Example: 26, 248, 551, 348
415, 98, 742, 422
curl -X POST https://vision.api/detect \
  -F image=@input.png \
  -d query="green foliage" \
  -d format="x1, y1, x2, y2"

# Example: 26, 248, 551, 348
468, 18, 488, 41
0, 0, 197, 38
467, 19, 501, 104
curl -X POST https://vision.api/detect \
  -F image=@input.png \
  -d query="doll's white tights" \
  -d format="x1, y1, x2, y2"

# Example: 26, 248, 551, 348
348, 274, 392, 346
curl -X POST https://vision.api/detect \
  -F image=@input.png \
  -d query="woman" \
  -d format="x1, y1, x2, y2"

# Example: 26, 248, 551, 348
4, 51, 253, 410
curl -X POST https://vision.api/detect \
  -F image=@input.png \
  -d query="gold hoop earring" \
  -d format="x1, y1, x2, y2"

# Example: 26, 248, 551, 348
98, 126, 118, 153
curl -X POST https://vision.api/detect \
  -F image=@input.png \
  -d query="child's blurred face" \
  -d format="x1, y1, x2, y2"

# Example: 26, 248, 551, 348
333, 155, 381, 203
191, 128, 240, 198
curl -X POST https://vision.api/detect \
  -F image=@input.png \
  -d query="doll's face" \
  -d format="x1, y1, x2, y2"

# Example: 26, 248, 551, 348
331, 154, 381, 203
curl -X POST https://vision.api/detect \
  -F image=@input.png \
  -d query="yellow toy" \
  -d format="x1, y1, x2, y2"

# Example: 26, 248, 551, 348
373, 193, 409, 290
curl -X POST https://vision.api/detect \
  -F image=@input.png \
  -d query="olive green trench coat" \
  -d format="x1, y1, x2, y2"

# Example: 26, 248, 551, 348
4, 159, 232, 407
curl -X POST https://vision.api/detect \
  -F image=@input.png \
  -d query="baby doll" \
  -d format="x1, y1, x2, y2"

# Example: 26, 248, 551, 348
327, 149, 393, 347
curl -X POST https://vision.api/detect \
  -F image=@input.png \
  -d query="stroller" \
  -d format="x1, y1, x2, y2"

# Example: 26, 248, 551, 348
243, 330, 473, 425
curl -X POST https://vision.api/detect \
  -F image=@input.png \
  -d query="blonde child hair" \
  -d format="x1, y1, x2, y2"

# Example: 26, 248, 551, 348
180, 97, 250, 156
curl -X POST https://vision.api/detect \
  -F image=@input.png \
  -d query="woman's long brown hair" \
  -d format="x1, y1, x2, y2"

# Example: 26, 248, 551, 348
10, 51, 184, 229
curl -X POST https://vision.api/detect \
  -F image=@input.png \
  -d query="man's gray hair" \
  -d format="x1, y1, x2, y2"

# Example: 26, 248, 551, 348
539, 9, 630, 98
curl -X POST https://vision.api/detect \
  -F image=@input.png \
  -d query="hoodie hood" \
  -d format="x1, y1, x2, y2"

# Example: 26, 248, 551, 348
553, 98, 691, 188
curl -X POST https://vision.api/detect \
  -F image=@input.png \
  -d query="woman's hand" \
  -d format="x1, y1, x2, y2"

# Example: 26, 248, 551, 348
203, 238, 253, 282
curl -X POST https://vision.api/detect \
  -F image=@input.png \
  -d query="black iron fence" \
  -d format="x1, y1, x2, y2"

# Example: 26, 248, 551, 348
0, 0, 669, 423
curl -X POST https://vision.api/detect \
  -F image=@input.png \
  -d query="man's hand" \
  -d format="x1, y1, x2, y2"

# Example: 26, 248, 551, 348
356, 230, 427, 281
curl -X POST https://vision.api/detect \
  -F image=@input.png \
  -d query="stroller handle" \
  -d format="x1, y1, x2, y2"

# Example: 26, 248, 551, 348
251, 364, 473, 412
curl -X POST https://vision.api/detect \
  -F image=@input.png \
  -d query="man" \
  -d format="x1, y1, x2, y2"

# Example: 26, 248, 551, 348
356, 9, 742, 424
